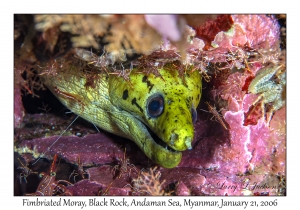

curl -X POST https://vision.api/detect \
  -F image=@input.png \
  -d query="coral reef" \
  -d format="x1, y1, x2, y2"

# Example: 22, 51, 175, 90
131, 167, 166, 196
14, 14, 286, 196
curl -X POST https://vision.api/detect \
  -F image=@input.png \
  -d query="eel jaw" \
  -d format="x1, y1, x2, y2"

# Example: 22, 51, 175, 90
148, 137, 182, 169
144, 126, 182, 168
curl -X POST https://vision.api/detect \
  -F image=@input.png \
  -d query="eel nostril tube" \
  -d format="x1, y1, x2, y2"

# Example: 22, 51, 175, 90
185, 136, 192, 150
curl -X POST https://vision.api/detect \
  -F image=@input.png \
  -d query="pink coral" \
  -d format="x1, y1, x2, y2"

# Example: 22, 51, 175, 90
17, 129, 149, 166
175, 181, 190, 196
212, 15, 280, 50
194, 14, 234, 50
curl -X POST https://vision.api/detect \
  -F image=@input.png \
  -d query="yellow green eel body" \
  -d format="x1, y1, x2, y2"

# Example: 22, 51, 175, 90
42, 59, 202, 168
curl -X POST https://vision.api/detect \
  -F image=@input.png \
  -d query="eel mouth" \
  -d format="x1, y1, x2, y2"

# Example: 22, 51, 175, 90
144, 124, 178, 153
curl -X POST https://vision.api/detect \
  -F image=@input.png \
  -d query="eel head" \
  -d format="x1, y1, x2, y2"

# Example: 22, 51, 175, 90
109, 65, 202, 168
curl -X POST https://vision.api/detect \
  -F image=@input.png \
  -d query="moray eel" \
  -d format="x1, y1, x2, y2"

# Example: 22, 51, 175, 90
41, 55, 202, 168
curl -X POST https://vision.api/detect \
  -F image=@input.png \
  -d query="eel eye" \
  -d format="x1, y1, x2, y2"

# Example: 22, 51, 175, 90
147, 94, 164, 117
191, 107, 197, 124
